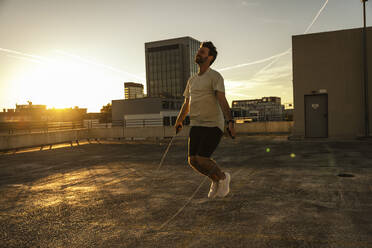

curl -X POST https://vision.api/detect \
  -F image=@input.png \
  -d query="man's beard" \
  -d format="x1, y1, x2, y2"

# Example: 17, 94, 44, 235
195, 55, 207, 65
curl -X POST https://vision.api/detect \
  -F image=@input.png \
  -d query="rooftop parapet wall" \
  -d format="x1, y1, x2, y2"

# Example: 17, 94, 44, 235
0, 122, 293, 151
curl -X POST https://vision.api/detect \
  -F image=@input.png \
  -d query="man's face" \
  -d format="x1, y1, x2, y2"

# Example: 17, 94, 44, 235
195, 46, 211, 65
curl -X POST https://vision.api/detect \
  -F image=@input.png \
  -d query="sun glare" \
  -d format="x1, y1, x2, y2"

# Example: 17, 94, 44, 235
9, 56, 123, 112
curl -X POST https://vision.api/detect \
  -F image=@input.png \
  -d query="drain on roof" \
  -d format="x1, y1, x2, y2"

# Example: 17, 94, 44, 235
338, 173, 354, 178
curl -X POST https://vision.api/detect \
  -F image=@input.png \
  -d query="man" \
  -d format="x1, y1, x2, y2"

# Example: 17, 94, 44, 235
175, 41, 236, 198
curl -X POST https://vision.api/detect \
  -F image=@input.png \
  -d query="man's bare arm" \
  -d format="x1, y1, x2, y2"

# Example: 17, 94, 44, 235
175, 97, 190, 125
216, 91, 236, 138
216, 91, 232, 121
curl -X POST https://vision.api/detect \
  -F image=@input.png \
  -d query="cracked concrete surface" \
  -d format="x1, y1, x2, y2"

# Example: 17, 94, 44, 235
0, 136, 371, 248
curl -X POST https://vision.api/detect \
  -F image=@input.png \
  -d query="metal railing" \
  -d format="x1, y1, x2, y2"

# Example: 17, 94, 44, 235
0, 121, 85, 135
83, 120, 112, 129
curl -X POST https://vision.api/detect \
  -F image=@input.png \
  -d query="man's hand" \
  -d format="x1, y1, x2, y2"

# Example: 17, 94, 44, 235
175, 97, 189, 135
174, 121, 183, 134
227, 122, 236, 139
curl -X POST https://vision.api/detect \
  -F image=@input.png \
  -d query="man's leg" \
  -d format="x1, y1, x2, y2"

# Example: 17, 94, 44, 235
188, 155, 226, 182
198, 156, 225, 181
187, 126, 225, 180
187, 126, 231, 198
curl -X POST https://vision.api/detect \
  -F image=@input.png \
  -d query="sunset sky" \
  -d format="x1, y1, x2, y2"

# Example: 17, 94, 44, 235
0, 0, 371, 112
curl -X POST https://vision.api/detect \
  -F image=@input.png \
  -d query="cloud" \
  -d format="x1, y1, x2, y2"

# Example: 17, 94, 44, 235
226, 80, 271, 95
224, 61, 292, 103
254, 65, 292, 84
261, 18, 291, 24
241, 1, 259, 7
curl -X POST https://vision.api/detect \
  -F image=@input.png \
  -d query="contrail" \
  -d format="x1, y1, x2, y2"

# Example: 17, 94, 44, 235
257, 0, 329, 74
6, 55, 45, 64
0, 47, 145, 81
217, 49, 291, 72
55, 50, 145, 81
0, 47, 50, 63
217, 0, 329, 73
304, 0, 329, 34
254, 47, 291, 76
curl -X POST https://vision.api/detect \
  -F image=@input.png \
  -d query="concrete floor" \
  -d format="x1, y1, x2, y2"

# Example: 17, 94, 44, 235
0, 136, 372, 248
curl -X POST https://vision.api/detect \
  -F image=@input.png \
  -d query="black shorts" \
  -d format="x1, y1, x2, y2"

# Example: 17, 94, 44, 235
188, 126, 223, 158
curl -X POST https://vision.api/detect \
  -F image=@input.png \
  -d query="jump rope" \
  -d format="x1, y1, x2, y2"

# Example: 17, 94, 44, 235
153, 125, 235, 231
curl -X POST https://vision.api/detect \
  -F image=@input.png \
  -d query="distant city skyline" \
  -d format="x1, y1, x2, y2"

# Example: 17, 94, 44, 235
0, 0, 370, 112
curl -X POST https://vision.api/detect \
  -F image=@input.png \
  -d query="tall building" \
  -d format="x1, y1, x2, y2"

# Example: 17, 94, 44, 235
124, 82, 144, 99
145, 36, 201, 98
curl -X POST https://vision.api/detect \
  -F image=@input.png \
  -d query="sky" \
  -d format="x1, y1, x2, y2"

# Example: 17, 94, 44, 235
0, 0, 371, 112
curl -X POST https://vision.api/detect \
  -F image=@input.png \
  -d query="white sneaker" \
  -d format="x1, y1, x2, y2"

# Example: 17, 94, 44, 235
217, 172, 231, 197
208, 181, 219, 198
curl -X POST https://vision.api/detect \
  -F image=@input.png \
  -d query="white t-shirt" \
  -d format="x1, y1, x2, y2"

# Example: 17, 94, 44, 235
183, 68, 225, 132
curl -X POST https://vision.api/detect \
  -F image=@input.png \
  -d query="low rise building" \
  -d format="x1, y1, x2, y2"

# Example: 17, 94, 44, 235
0, 103, 87, 122
112, 97, 188, 127
232, 97, 285, 121
124, 82, 145, 99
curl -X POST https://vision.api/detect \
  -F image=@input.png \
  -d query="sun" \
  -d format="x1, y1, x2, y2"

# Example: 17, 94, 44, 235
9, 57, 118, 111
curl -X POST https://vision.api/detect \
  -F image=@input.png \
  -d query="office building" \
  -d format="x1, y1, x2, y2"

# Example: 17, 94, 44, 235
292, 27, 372, 138
145, 36, 201, 98
124, 82, 144, 99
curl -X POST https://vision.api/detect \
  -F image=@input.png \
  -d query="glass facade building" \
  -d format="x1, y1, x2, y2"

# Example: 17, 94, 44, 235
145, 37, 201, 98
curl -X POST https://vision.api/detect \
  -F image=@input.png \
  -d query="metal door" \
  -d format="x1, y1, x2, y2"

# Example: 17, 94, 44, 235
305, 94, 328, 138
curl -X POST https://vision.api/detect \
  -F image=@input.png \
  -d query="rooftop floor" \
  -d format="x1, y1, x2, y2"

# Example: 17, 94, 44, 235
1, 136, 372, 247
